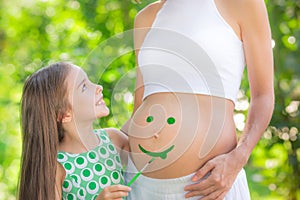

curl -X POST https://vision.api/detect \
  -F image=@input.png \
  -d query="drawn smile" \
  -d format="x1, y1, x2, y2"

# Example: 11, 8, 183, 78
138, 144, 175, 159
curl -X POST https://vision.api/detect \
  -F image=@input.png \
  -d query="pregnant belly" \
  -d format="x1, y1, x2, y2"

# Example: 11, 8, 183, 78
128, 92, 237, 179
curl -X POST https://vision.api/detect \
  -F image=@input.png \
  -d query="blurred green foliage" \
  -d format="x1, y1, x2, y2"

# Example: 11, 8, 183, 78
244, 1, 300, 199
0, 0, 299, 199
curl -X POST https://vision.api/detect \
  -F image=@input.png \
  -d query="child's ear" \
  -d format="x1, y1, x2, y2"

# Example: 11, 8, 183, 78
62, 111, 72, 123
57, 110, 72, 123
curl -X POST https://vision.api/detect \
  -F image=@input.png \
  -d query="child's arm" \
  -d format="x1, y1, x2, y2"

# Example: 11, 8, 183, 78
55, 162, 66, 200
96, 185, 131, 200
104, 128, 129, 165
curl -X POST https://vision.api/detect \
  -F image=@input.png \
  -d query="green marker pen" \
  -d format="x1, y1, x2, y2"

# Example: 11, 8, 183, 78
127, 157, 156, 186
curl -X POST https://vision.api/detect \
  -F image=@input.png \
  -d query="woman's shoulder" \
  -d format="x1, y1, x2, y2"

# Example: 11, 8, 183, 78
217, 0, 268, 37
134, 0, 165, 28
225, 0, 268, 20
229, 0, 269, 36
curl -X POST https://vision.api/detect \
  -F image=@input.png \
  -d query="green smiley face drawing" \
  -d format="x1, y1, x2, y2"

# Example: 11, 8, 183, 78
138, 144, 175, 159
138, 115, 176, 159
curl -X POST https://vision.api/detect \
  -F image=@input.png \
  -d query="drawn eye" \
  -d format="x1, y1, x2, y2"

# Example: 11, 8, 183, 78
167, 117, 175, 125
82, 83, 87, 92
146, 116, 153, 123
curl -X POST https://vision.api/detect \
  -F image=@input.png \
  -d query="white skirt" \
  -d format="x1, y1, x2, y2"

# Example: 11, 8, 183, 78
125, 158, 251, 200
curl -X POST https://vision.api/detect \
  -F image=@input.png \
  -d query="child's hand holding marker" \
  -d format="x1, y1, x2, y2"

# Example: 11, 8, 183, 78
96, 185, 131, 200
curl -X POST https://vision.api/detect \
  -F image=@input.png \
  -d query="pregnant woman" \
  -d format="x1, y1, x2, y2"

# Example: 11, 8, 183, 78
123, 0, 274, 199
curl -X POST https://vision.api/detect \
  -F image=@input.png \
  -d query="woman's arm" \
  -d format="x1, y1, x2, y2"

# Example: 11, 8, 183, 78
185, 0, 274, 199
121, 1, 166, 134
236, 0, 274, 159
120, 68, 144, 135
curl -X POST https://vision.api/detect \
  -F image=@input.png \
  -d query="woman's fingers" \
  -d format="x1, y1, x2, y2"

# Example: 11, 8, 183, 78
191, 160, 215, 182
184, 178, 215, 195
200, 189, 227, 200
185, 183, 217, 198
185, 153, 241, 199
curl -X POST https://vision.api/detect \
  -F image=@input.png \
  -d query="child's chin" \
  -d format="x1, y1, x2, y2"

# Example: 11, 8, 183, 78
97, 108, 110, 118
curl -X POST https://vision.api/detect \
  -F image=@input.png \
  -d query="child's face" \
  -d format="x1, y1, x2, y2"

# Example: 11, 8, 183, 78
66, 65, 109, 122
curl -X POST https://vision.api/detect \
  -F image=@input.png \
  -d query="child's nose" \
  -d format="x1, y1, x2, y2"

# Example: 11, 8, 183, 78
96, 85, 103, 94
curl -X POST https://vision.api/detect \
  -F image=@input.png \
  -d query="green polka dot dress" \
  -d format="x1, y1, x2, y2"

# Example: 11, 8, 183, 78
57, 129, 124, 200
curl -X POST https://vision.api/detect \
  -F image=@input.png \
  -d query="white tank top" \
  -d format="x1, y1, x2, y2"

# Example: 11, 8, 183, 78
138, 0, 245, 103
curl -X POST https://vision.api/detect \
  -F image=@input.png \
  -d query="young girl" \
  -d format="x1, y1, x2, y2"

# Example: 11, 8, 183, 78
18, 62, 131, 200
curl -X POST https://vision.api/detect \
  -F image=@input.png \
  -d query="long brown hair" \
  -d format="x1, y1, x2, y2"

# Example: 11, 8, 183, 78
18, 62, 71, 200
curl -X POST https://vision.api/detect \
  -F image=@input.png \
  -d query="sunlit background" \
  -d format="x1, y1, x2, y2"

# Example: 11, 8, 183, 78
0, 0, 299, 199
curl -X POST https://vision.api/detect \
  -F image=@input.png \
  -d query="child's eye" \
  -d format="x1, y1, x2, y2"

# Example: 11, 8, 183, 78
82, 83, 87, 92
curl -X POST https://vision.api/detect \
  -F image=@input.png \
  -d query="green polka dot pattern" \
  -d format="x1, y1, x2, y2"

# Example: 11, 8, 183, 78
57, 129, 124, 199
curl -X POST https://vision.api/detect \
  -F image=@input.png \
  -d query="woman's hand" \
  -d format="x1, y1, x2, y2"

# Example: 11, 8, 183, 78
96, 185, 131, 200
184, 149, 247, 200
